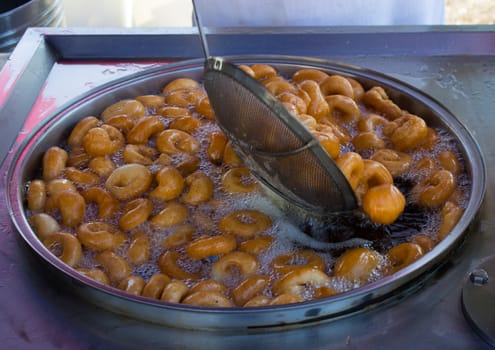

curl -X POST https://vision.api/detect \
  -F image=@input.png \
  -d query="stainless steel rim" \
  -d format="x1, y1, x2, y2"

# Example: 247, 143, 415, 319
5, 55, 486, 330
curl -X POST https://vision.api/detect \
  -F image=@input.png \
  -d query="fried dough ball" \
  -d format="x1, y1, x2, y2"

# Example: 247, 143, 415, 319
25, 64, 469, 309
325, 94, 360, 123
207, 131, 228, 165
251, 64, 277, 80
43, 232, 82, 267
265, 78, 296, 96
412, 169, 456, 208
158, 250, 199, 280
64, 167, 100, 185
313, 130, 341, 159
352, 131, 386, 152
150, 166, 185, 201
188, 280, 228, 295
221, 167, 258, 194
437, 201, 464, 241
119, 198, 153, 231
182, 172, 214, 205
269, 293, 305, 305
123, 144, 158, 165
186, 235, 237, 260
81, 187, 119, 219
292, 68, 329, 84
362, 86, 402, 120
298, 80, 329, 120
68, 116, 99, 148
356, 159, 394, 199
336, 152, 364, 191
50, 191, 86, 227
156, 129, 200, 155
218, 210, 272, 238
151, 201, 189, 228
271, 250, 326, 275
27, 179, 46, 211
386, 114, 428, 151
29, 213, 60, 241
101, 99, 145, 121
95, 251, 132, 284
272, 267, 330, 297
77, 222, 126, 251
438, 150, 462, 175
223, 141, 243, 167
161, 224, 194, 248
211, 251, 259, 281
182, 291, 233, 307
77, 268, 110, 285
105, 164, 152, 201
104, 114, 135, 134
160, 280, 189, 303
362, 184, 405, 225
195, 95, 215, 120
127, 231, 151, 265
162, 78, 200, 94
238, 236, 273, 256
278, 91, 308, 115
410, 234, 436, 253
333, 247, 381, 283
135, 94, 165, 108
244, 295, 271, 307
88, 156, 116, 178
357, 113, 390, 133
370, 149, 412, 177
67, 147, 91, 168
320, 75, 354, 98
83, 125, 124, 157
142, 273, 171, 299
118, 275, 146, 296
232, 275, 270, 306
386, 243, 424, 274
127, 115, 165, 144
42, 146, 68, 181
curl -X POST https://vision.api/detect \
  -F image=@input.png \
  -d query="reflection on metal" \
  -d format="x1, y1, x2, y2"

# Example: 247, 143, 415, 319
6, 56, 486, 331
0, 28, 494, 349
462, 255, 495, 347
0, 0, 64, 52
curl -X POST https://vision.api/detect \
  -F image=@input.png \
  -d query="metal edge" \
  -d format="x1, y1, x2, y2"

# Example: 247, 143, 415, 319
3, 54, 488, 330
37, 26, 495, 60
0, 28, 58, 165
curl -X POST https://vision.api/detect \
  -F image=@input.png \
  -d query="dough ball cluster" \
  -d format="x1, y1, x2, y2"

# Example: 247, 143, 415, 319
25, 64, 468, 307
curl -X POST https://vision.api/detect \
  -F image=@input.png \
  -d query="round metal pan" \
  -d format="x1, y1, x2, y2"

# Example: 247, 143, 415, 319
6, 55, 486, 331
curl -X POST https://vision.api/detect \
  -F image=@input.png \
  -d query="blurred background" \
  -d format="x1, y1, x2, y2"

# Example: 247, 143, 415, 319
446, 0, 495, 24
59, 0, 494, 27
0, 0, 493, 53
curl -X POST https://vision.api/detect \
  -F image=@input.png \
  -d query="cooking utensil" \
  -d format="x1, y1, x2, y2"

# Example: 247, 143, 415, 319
7, 56, 485, 330
192, 0, 357, 217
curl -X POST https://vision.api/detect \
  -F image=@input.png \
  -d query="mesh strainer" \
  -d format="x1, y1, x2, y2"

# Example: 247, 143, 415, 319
203, 58, 357, 214
192, 0, 357, 216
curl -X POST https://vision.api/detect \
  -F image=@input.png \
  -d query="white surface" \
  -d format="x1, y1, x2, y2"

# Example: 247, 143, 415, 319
62, 0, 193, 27
61, 0, 445, 27
194, 0, 445, 26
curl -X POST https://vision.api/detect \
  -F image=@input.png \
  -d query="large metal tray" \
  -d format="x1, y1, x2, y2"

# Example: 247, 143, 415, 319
1, 26, 495, 349
6, 54, 485, 330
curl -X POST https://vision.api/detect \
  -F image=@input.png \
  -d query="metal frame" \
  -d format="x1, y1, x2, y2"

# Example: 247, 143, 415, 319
1, 26, 495, 349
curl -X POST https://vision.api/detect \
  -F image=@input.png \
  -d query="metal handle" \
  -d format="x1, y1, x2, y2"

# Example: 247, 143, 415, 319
192, 0, 210, 58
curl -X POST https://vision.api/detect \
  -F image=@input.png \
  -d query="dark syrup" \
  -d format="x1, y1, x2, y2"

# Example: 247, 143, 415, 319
302, 178, 433, 254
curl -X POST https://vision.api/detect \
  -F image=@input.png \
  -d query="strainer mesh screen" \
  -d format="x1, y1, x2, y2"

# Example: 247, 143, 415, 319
204, 59, 356, 213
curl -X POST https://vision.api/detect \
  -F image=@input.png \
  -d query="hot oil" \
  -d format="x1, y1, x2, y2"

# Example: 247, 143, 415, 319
25, 71, 471, 306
